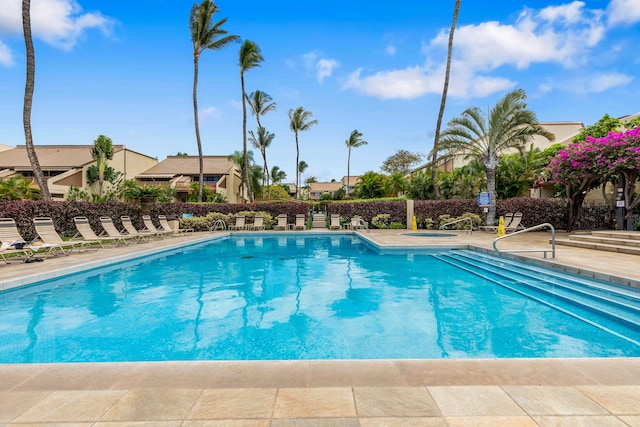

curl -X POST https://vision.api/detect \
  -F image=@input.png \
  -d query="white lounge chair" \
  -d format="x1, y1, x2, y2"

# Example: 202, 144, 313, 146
250, 216, 265, 231
33, 217, 98, 256
294, 214, 306, 230
158, 215, 193, 234
329, 214, 342, 230
100, 217, 141, 243
73, 216, 125, 247
274, 214, 288, 231
229, 215, 246, 231
120, 216, 152, 241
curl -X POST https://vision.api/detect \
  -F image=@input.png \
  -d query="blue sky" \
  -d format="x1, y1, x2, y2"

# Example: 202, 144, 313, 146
1, 0, 639, 183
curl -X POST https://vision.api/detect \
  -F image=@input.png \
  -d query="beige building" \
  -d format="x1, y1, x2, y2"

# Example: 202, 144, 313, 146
135, 155, 246, 203
0, 145, 158, 199
308, 181, 342, 201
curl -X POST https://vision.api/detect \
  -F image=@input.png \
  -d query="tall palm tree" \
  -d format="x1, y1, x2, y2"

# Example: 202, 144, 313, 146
22, 0, 50, 201
90, 134, 114, 197
288, 107, 318, 198
248, 126, 275, 198
228, 150, 256, 200
246, 90, 276, 129
190, 0, 238, 202
438, 88, 554, 226
270, 166, 286, 184
297, 160, 308, 197
239, 40, 264, 203
431, 0, 460, 200
345, 129, 368, 195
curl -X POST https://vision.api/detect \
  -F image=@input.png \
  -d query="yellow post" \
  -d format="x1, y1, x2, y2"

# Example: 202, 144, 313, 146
497, 216, 505, 237
412, 215, 417, 230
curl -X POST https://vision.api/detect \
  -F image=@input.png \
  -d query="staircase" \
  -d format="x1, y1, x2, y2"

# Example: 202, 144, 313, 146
555, 231, 640, 255
311, 213, 327, 229
432, 249, 640, 343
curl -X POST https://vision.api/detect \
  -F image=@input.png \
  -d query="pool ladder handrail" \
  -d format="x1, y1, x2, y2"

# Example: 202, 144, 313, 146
211, 219, 227, 232
440, 217, 473, 234
493, 222, 555, 259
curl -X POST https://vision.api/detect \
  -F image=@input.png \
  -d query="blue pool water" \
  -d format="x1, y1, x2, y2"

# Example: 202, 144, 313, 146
0, 234, 639, 363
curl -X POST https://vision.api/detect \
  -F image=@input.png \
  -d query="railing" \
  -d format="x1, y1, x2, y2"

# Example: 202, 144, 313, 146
352, 218, 369, 232
493, 223, 556, 259
440, 217, 473, 234
210, 219, 227, 232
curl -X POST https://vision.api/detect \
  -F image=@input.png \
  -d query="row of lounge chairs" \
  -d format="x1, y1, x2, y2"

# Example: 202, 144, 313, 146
479, 212, 525, 233
0, 215, 192, 263
225, 214, 307, 231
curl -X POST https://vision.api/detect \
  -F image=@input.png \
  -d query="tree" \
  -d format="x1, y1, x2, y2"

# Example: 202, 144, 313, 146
228, 150, 260, 200
0, 175, 40, 200
381, 149, 424, 175
22, 0, 50, 201
270, 165, 286, 184
573, 114, 622, 143
88, 135, 115, 197
246, 90, 276, 129
248, 126, 274, 197
288, 107, 318, 198
385, 172, 407, 197
405, 170, 434, 200
345, 129, 368, 195
353, 171, 386, 199
239, 40, 264, 203
438, 88, 554, 225
431, 0, 460, 200
190, 0, 238, 202
298, 160, 308, 195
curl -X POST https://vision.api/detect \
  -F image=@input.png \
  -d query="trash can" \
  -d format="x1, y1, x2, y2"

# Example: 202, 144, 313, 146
626, 215, 638, 231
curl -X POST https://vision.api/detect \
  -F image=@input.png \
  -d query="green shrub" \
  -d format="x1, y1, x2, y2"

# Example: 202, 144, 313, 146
389, 221, 404, 229
371, 214, 391, 229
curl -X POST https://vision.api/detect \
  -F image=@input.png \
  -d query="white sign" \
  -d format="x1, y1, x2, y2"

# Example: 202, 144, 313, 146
616, 200, 626, 207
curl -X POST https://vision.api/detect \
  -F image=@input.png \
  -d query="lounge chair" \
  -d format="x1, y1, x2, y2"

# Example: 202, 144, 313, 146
73, 216, 126, 247
100, 217, 142, 243
294, 214, 306, 230
506, 212, 524, 233
142, 215, 173, 238
329, 214, 342, 230
229, 215, 246, 231
158, 215, 193, 234
33, 217, 97, 255
350, 217, 368, 230
120, 216, 152, 241
249, 215, 265, 231
479, 213, 513, 232
0, 241, 33, 264
274, 214, 288, 231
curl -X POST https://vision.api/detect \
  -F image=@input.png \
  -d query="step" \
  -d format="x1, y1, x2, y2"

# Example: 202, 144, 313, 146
592, 231, 640, 241
555, 238, 640, 255
569, 234, 640, 248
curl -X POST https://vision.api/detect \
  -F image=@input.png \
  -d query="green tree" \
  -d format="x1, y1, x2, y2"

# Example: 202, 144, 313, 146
345, 129, 368, 195
246, 90, 276, 129
381, 149, 424, 175
0, 175, 40, 200
190, 0, 238, 202
239, 40, 264, 202
438, 88, 554, 225
573, 114, 622, 142
288, 107, 318, 198
228, 150, 260, 200
353, 171, 386, 199
385, 172, 407, 197
431, 0, 461, 200
270, 165, 286, 184
87, 134, 115, 197
405, 170, 433, 200
298, 160, 308, 195
22, 0, 50, 201
248, 126, 274, 199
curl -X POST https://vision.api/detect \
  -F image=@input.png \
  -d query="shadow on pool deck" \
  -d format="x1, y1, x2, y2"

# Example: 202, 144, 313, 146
1, 229, 640, 425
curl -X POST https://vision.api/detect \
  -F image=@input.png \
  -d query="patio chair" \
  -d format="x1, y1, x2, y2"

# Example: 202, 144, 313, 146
350, 217, 368, 231
479, 213, 513, 233
0, 217, 61, 258
158, 215, 193, 234
505, 212, 524, 233
229, 215, 246, 231
0, 241, 34, 264
142, 215, 173, 238
73, 216, 125, 247
100, 217, 142, 243
33, 217, 98, 256
250, 215, 265, 231
294, 214, 306, 230
120, 216, 153, 241
329, 214, 342, 230
274, 214, 288, 231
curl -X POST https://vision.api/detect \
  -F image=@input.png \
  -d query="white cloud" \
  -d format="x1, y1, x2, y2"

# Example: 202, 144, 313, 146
316, 58, 338, 83
199, 106, 221, 120
0, 40, 13, 66
385, 44, 396, 55
587, 72, 633, 92
607, 0, 640, 25
0, 0, 115, 50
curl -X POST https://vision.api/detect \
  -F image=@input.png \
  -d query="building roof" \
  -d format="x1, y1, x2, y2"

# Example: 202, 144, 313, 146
309, 182, 343, 193
0, 145, 126, 169
137, 155, 234, 176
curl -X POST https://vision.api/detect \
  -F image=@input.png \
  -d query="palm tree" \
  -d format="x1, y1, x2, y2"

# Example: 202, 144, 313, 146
431, 0, 460, 200
248, 126, 274, 198
246, 90, 276, 129
22, 0, 50, 201
190, 0, 238, 202
270, 166, 286, 184
89, 135, 114, 197
288, 107, 318, 198
228, 150, 256, 201
0, 175, 40, 200
345, 129, 368, 195
438, 88, 555, 225
297, 160, 308, 197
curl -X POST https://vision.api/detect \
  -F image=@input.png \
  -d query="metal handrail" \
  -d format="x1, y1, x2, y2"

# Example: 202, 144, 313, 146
211, 219, 227, 232
440, 217, 473, 234
493, 223, 556, 259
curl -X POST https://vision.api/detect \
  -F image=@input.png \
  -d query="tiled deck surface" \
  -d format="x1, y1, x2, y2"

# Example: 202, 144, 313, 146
1, 229, 640, 426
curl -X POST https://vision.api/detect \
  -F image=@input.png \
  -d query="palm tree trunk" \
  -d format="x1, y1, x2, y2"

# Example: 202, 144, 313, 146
241, 72, 253, 202
264, 152, 270, 199
193, 53, 204, 203
486, 166, 497, 226
346, 147, 351, 196
431, 0, 460, 201
295, 134, 299, 199
22, 0, 50, 201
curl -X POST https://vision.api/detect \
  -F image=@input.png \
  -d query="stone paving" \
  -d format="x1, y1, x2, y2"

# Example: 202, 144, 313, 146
1, 229, 640, 426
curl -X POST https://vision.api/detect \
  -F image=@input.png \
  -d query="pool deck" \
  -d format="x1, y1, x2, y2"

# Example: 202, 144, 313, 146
1, 229, 640, 426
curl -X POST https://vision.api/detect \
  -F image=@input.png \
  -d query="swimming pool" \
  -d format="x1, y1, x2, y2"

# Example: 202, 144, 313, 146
0, 234, 638, 363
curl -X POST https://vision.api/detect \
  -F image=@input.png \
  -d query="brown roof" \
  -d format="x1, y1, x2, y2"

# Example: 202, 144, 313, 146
0, 145, 125, 169
309, 182, 343, 192
138, 156, 234, 176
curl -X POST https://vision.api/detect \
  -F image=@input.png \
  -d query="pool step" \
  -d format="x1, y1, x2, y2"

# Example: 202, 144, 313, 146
311, 213, 327, 229
555, 231, 640, 255
432, 250, 640, 343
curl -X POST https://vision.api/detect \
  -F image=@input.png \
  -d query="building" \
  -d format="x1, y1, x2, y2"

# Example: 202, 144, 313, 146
308, 181, 343, 201
342, 175, 361, 194
135, 155, 246, 203
0, 145, 158, 199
